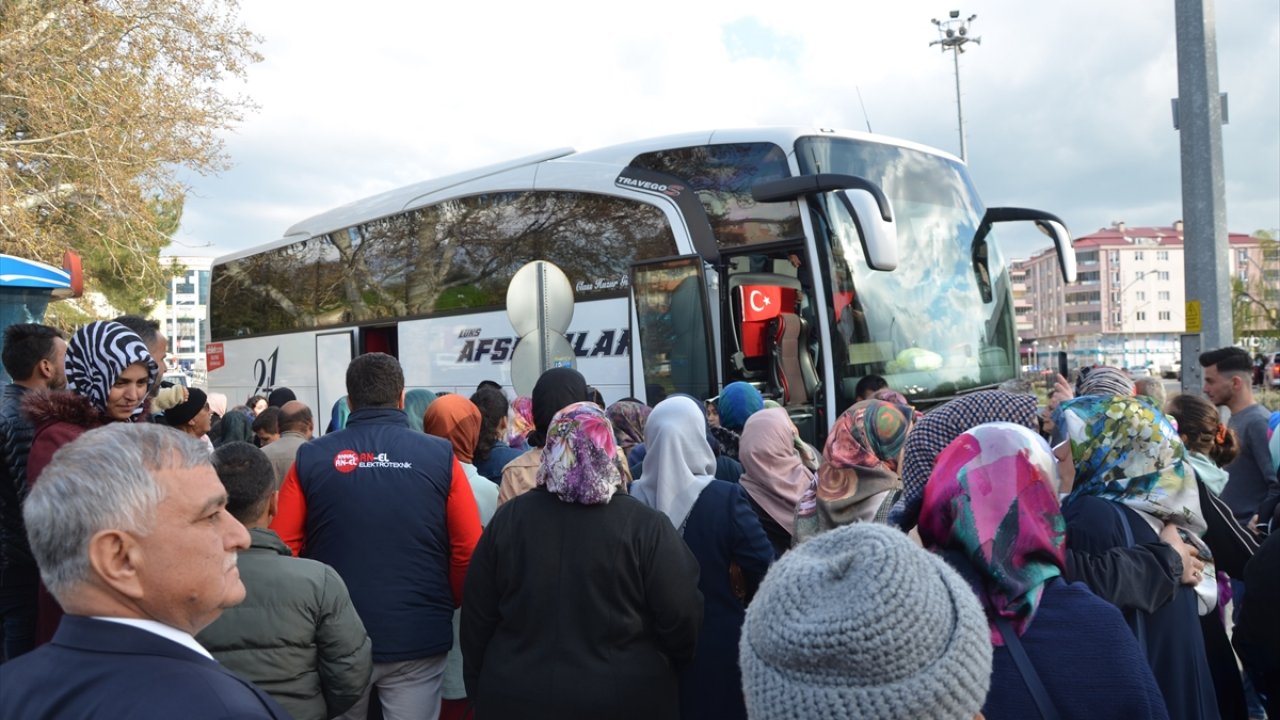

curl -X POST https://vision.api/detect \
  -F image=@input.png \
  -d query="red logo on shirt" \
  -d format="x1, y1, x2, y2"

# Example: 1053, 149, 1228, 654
334, 450, 360, 473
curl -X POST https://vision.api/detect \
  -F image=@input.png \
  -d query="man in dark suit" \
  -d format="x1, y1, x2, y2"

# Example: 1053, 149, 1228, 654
0, 423, 290, 719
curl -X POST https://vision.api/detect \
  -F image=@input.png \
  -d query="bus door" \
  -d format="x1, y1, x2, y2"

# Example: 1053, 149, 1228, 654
359, 325, 398, 356
315, 331, 355, 434
720, 249, 821, 445
629, 256, 717, 406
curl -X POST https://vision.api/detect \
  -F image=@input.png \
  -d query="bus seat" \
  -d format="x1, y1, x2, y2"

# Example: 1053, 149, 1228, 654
767, 312, 816, 406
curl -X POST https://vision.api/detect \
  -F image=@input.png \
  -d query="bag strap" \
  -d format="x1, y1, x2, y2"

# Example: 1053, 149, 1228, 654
1107, 501, 1149, 655
995, 616, 1063, 720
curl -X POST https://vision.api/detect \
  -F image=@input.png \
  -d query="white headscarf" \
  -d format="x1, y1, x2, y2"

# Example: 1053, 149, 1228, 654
631, 395, 716, 530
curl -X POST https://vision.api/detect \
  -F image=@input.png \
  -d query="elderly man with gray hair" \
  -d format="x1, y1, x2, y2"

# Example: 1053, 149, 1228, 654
0, 424, 289, 719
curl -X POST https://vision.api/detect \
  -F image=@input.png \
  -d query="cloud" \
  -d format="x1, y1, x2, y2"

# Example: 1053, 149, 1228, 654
172, 0, 1279, 263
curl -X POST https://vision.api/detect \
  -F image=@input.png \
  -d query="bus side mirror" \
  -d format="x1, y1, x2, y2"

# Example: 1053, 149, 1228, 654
973, 207, 1075, 284
836, 189, 898, 272
1036, 218, 1076, 284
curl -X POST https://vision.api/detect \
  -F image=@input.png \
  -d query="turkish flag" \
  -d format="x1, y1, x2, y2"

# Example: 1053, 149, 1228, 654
740, 285, 782, 322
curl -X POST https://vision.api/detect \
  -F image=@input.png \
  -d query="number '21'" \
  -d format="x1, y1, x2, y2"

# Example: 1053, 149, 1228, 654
254, 348, 278, 394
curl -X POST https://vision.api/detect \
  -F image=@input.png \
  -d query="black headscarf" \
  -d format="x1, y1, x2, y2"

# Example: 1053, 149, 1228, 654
528, 367, 589, 448
267, 387, 297, 408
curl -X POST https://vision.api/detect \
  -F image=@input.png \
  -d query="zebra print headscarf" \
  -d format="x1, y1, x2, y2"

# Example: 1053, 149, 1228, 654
65, 321, 157, 420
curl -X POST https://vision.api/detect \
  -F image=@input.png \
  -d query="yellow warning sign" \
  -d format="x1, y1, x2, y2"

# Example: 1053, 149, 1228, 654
1185, 300, 1202, 333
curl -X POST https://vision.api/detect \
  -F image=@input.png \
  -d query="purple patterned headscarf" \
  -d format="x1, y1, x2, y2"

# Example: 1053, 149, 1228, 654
537, 402, 624, 505
889, 391, 1039, 530
919, 423, 1066, 645
606, 400, 651, 455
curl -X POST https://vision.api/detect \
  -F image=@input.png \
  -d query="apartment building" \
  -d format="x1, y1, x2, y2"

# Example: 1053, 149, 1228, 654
149, 255, 213, 381
1013, 221, 1278, 369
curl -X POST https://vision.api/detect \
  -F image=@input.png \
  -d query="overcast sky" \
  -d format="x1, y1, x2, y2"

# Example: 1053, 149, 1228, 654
171, 1, 1280, 263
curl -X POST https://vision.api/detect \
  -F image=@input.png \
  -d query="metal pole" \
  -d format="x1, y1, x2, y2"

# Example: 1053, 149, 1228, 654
953, 48, 966, 162
1174, 0, 1231, 353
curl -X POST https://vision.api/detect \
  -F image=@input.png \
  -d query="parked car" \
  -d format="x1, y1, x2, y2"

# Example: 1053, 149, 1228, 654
1267, 352, 1280, 387
1160, 360, 1181, 379
1126, 365, 1152, 378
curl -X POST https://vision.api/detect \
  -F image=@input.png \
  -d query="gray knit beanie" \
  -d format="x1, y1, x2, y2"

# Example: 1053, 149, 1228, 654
739, 523, 992, 720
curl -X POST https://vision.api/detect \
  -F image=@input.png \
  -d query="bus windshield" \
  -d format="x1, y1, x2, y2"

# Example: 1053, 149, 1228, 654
796, 137, 1016, 407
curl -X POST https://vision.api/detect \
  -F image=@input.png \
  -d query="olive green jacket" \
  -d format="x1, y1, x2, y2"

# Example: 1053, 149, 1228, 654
198, 527, 372, 720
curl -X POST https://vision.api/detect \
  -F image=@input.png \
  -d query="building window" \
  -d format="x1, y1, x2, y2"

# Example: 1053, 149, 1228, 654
1238, 250, 1249, 263
1078, 271, 1100, 283
1136, 311, 1147, 321
1135, 251, 1145, 261
1111, 291, 1120, 303
1238, 269, 1249, 282
1158, 271, 1170, 281
1157, 250, 1169, 261
1159, 311, 1171, 321
1109, 250, 1120, 263
1159, 291, 1170, 301
1077, 250, 1098, 263
1136, 291, 1146, 301
1112, 271, 1121, 283
1112, 312, 1122, 324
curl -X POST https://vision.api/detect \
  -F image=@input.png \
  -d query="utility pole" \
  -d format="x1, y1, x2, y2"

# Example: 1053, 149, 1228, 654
1173, 0, 1231, 357
930, 11, 980, 162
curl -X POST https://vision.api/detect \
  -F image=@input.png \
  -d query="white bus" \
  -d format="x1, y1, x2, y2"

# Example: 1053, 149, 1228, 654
207, 127, 1075, 441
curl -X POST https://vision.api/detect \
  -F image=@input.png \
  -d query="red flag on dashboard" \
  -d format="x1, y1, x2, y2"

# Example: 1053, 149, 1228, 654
740, 285, 782, 322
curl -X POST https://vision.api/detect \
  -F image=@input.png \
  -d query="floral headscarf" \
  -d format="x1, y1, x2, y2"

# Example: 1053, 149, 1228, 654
507, 395, 534, 448
65, 321, 157, 420
1054, 395, 1204, 536
795, 400, 913, 539
537, 402, 624, 505
919, 423, 1066, 645
1055, 395, 1216, 612
890, 390, 1039, 531
719, 381, 764, 432
606, 400, 651, 455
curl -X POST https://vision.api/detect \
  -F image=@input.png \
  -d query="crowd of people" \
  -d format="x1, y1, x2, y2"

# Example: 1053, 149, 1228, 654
0, 318, 1277, 720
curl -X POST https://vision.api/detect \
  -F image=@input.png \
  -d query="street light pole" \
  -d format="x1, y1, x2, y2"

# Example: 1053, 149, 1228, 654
930, 11, 980, 162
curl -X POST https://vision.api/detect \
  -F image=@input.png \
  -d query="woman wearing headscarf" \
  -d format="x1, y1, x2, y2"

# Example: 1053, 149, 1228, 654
461, 403, 703, 720
325, 396, 349, 435
630, 396, 772, 720
606, 399, 650, 459
1056, 394, 1221, 720
919, 423, 1168, 720
215, 406, 256, 447
738, 408, 815, 557
21, 320, 157, 645
471, 386, 526, 484
1167, 393, 1258, 720
1077, 365, 1136, 397
506, 395, 534, 450
499, 368, 632, 505
422, 394, 497, 720
630, 394, 744, 484
891, 389, 1190, 616
711, 381, 764, 460
403, 388, 437, 433
793, 398, 913, 542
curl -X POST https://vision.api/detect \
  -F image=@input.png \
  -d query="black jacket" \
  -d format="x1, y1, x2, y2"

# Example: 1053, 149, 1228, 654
462, 488, 703, 720
0, 383, 37, 582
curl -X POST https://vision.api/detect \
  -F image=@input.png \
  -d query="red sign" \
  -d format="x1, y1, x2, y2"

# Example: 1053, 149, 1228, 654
334, 450, 360, 474
205, 343, 225, 372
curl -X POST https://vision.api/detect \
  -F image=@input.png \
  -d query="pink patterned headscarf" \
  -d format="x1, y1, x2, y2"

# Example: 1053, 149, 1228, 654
507, 395, 534, 448
919, 423, 1066, 645
536, 402, 624, 505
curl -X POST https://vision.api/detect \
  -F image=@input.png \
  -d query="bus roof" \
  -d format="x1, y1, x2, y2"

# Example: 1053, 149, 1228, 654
213, 127, 960, 266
